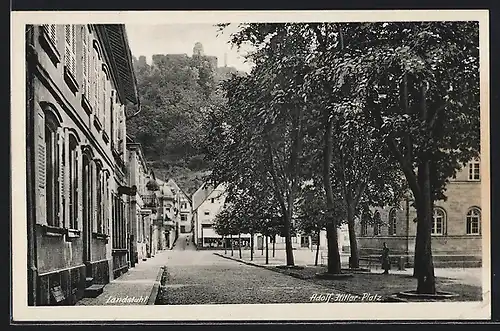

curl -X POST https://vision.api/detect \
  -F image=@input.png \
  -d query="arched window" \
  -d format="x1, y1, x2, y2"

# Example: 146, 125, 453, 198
44, 109, 62, 227
373, 210, 381, 236
466, 207, 481, 235
432, 208, 446, 236
388, 208, 397, 236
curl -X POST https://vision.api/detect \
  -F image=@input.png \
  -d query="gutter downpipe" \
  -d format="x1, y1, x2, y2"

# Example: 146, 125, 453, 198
26, 24, 38, 306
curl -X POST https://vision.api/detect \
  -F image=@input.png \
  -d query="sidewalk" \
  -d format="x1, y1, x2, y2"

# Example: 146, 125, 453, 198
76, 250, 169, 306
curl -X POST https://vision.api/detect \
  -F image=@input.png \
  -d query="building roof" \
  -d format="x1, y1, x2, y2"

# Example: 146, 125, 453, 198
94, 24, 139, 105
192, 182, 225, 211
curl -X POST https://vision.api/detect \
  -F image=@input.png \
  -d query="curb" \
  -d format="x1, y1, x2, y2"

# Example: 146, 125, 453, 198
214, 253, 270, 270
147, 266, 165, 305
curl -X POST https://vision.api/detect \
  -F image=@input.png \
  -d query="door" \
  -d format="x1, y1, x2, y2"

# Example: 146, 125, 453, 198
180, 226, 186, 233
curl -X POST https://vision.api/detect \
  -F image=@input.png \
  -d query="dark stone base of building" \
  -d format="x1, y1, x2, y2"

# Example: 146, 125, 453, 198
37, 265, 86, 306
36, 260, 111, 306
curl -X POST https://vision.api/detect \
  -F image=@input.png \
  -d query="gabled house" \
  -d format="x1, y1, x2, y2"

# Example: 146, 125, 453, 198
192, 182, 226, 248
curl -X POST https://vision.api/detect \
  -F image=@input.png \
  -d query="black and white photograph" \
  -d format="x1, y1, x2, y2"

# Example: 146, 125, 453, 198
11, 10, 490, 321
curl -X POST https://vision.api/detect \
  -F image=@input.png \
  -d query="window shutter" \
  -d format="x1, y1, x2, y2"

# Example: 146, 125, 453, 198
94, 50, 100, 117
82, 27, 88, 96
57, 128, 65, 228
63, 129, 70, 228
71, 25, 76, 77
101, 73, 106, 127
64, 25, 76, 78
43, 24, 57, 46
76, 148, 83, 230
35, 108, 47, 225
92, 162, 97, 232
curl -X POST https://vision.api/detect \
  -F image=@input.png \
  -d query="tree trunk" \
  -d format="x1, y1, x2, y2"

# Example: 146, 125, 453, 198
283, 213, 295, 266
323, 116, 342, 274
250, 232, 254, 261
238, 233, 242, 259
265, 235, 269, 264
414, 82, 436, 294
315, 230, 320, 266
230, 234, 234, 256
347, 206, 360, 269
224, 235, 227, 254
414, 159, 436, 294
273, 235, 276, 257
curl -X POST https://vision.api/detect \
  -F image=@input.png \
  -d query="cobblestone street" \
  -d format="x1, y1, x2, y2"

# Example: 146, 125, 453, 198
156, 249, 344, 305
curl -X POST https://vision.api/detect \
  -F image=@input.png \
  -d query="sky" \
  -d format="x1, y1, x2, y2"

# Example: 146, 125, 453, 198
125, 23, 254, 73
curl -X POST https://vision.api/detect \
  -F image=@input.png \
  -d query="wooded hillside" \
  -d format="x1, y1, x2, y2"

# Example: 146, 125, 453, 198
126, 50, 245, 195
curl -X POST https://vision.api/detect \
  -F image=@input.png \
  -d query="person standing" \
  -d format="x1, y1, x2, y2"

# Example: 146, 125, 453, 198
381, 242, 390, 275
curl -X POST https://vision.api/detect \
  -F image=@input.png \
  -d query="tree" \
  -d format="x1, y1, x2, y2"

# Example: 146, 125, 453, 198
319, 22, 480, 293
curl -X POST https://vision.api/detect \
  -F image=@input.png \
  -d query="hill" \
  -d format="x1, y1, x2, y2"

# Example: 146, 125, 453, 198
126, 48, 245, 196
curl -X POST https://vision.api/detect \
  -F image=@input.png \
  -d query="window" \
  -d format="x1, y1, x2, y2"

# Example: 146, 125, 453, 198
181, 214, 187, 222
373, 211, 381, 236
204, 211, 210, 216
44, 114, 61, 227
81, 26, 92, 110
42, 24, 57, 46
95, 162, 103, 233
101, 67, 108, 131
92, 42, 102, 127
211, 198, 215, 203
64, 25, 77, 80
112, 194, 126, 249
466, 207, 481, 235
432, 208, 446, 235
468, 159, 480, 180
388, 208, 397, 236
68, 134, 79, 229
104, 171, 110, 235
181, 202, 187, 209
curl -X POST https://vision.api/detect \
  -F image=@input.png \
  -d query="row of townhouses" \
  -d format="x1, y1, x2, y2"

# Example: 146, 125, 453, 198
191, 160, 482, 268
25, 24, 190, 306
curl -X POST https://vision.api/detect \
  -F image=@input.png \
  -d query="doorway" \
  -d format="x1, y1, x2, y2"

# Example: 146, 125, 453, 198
82, 154, 92, 273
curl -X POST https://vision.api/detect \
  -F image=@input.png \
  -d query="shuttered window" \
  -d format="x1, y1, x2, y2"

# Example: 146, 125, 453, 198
42, 24, 57, 46
64, 25, 77, 79
101, 70, 107, 127
93, 47, 101, 123
96, 164, 103, 233
35, 110, 47, 225
45, 118, 61, 227
81, 26, 92, 104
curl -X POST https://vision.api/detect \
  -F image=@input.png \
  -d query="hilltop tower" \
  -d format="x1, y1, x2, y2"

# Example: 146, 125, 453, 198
193, 42, 204, 56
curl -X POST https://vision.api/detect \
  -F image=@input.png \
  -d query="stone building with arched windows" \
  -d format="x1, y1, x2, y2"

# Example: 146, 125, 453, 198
26, 24, 140, 305
356, 158, 483, 268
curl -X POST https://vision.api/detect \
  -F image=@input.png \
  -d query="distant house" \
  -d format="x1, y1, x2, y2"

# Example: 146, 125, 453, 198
156, 179, 179, 249
192, 182, 227, 248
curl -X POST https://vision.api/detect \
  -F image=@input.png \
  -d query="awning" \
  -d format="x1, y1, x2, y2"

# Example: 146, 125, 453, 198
201, 228, 219, 238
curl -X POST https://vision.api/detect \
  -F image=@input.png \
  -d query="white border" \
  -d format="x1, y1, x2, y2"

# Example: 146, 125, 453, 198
11, 10, 491, 321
